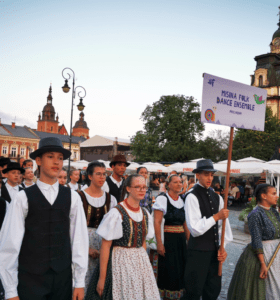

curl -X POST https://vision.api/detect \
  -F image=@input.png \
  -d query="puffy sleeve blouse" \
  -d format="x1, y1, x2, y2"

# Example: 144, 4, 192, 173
96, 202, 154, 241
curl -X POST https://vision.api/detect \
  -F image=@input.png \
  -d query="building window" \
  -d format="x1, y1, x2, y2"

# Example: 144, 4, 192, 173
74, 152, 77, 159
41, 126, 42, 131
11, 147, 17, 157
2, 146, 7, 155
259, 75, 263, 87
51, 126, 53, 132
20, 148, 25, 156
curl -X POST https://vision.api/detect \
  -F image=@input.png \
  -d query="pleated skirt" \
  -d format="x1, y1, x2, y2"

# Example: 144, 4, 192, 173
157, 232, 187, 300
227, 244, 266, 300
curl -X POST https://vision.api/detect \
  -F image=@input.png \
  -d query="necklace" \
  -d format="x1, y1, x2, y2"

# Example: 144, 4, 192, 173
258, 204, 270, 211
124, 198, 140, 212
167, 192, 179, 201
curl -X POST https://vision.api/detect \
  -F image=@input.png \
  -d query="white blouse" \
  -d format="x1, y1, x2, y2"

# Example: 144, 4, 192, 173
83, 191, 117, 209
152, 192, 184, 215
96, 202, 154, 241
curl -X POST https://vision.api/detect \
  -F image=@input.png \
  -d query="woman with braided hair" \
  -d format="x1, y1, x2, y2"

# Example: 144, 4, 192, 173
85, 174, 160, 300
227, 184, 280, 300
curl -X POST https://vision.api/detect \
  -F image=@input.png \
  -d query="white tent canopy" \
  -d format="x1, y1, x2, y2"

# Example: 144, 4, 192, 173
63, 160, 89, 170
141, 162, 169, 173
236, 156, 265, 163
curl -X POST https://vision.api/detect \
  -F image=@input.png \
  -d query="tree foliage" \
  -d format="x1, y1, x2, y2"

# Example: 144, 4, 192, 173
232, 107, 280, 161
131, 95, 204, 162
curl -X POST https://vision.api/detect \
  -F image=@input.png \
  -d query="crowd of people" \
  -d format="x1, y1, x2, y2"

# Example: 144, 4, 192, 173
0, 136, 279, 300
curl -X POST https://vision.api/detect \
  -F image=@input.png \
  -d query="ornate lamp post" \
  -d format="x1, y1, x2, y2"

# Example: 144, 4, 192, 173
61, 67, 86, 178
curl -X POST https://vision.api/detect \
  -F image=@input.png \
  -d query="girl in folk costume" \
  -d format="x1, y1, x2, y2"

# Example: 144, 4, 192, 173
137, 167, 153, 214
0, 137, 89, 300
57, 168, 67, 186
153, 174, 190, 300
85, 174, 160, 300
228, 184, 280, 300
78, 161, 117, 293
67, 169, 82, 191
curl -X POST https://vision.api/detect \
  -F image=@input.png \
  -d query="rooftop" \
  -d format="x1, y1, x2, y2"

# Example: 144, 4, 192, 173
0, 123, 38, 139
80, 135, 130, 148
35, 130, 86, 144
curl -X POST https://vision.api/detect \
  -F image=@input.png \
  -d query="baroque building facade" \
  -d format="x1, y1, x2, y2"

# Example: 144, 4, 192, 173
251, 9, 280, 118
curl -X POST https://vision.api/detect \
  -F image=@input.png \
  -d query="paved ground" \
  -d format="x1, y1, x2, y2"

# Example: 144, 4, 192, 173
218, 207, 250, 300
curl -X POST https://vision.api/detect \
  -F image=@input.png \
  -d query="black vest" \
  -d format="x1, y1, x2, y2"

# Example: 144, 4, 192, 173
0, 197, 7, 230
187, 184, 220, 251
1, 183, 23, 203
163, 194, 185, 226
106, 176, 123, 203
18, 184, 72, 275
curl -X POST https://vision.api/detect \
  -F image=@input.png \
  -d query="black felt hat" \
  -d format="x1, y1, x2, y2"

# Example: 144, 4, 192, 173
30, 137, 71, 160
2, 162, 24, 174
0, 157, 11, 167
192, 159, 217, 174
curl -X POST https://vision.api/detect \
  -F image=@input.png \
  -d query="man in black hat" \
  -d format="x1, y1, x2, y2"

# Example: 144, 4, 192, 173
182, 159, 233, 300
0, 157, 11, 183
102, 154, 130, 202
0, 137, 88, 300
1, 162, 24, 203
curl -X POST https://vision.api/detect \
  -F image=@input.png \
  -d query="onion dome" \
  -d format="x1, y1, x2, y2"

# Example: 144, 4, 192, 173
73, 112, 89, 129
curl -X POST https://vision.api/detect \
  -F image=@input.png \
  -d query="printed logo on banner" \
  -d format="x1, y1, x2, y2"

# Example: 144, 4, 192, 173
254, 94, 265, 105
208, 79, 215, 87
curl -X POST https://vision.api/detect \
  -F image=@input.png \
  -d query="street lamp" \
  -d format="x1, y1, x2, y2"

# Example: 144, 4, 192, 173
61, 67, 86, 178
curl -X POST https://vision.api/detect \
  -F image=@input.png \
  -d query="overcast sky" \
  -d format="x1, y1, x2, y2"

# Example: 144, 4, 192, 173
1, 0, 279, 139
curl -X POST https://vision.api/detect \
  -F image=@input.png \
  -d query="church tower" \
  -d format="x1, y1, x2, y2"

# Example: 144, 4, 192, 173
72, 112, 89, 138
251, 7, 280, 119
37, 85, 59, 133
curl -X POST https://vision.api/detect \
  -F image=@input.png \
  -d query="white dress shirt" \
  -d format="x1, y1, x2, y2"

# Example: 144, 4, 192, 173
6, 182, 20, 201
102, 175, 123, 193
21, 180, 35, 188
68, 181, 82, 191
0, 180, 89, 299
185, 183, 233, 246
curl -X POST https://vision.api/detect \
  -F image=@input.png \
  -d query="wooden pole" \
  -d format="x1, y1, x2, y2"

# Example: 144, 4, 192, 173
267, 241, 280, 271
218, 127, 234, 276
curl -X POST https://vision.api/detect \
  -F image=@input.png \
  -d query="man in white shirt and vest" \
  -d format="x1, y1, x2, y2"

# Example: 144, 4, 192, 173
0, 137, 89, 300
1, 162, 24, 202
102, 154, 130, 202
182, 159, 233, 300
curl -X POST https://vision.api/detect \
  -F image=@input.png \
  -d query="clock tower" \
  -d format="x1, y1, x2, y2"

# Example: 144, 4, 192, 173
251, 6, 280, 119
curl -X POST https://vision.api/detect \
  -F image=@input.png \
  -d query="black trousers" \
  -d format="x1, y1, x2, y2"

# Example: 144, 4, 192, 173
18, 267, 72, 300
181, 250, 221, 300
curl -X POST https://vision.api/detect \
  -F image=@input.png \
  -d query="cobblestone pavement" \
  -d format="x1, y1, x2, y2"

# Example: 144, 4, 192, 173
218, 207, 250, 300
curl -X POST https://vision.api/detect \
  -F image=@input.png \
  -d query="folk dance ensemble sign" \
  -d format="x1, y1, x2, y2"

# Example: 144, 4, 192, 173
201, 73, 267, 276
201, 73, 267, 131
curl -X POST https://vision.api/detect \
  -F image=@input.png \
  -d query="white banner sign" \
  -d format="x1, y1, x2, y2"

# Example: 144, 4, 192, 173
201, 73, 267, 131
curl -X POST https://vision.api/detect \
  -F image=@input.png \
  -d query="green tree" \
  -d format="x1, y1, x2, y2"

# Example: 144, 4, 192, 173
232, 107, 280, 161
131, 95, 204, 162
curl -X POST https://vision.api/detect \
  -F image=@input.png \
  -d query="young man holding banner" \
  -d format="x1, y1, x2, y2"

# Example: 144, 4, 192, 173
182, 159, 233, 300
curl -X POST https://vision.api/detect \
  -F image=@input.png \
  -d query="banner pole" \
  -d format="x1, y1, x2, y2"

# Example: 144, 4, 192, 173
218, 126, 234, 276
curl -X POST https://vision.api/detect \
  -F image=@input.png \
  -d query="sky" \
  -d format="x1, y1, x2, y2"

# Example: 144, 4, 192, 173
1, 0, 280, 140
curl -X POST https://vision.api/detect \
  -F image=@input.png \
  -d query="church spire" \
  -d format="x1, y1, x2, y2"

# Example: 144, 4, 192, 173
47, 84, 52, 104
